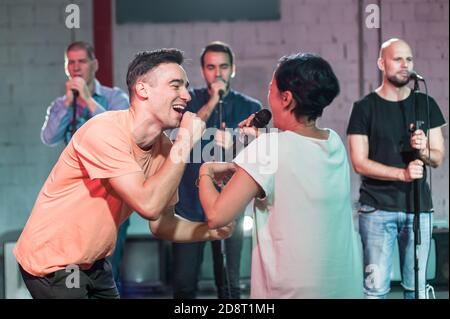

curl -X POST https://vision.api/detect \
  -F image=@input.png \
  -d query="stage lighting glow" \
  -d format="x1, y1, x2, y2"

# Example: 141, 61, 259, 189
243, 215, 253, 232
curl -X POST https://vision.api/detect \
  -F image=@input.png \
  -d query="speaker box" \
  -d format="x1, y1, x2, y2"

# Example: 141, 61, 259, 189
3, 242, 31, 299
120, 235, 170, 295
391, 228, 449, 287
431, 228, 449, 287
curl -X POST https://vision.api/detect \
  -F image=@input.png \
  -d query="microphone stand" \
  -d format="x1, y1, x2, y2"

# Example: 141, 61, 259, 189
70, 90, 78, 140
216, 91, 231, 299
411, 78, 423, 299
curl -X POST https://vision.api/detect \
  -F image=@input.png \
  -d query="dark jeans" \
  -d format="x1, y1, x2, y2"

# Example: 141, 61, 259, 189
19, 259, 119, 299
107, 218, 130, 295
172, 215, 244, 299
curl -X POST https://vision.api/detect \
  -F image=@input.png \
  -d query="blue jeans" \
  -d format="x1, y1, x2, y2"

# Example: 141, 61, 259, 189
358, 205, 433, 299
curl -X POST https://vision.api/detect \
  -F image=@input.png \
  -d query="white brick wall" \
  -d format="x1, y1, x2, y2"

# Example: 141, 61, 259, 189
0, 0, 448, 249
0, 0, 92, 243
114, 0, 448, 225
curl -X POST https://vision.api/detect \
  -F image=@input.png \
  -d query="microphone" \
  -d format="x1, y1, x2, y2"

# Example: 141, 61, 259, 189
218, 89, 225, 101
69, 90, 79, 141
237, 109, 272, 147
249, 109, 272, 128
216, 75, 226, 102
409, 71, 425, 82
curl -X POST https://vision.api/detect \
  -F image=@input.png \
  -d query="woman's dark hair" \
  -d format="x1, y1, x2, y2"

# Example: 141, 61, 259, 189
274, 53, 340, 121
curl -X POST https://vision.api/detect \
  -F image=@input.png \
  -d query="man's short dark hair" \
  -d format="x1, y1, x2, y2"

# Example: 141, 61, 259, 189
275, 53, 340, 121
66, 41, 96, 60
200, 41, 234, 67
126, 48, 184, 99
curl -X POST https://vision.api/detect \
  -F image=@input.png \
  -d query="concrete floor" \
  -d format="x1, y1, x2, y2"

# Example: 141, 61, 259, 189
121, 282, 449, 299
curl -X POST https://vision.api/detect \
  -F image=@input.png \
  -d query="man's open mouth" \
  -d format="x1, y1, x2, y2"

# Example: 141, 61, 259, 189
173, 105, 185, 113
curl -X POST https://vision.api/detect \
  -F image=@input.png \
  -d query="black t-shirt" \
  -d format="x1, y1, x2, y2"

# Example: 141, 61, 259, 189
347, 91, 446, 212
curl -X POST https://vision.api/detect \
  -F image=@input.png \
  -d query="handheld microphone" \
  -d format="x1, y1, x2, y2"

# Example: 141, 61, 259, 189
409, 71, 425, 82
69, 90, 79, 141
238, 109, 272, 146
216, 75, 226, 102
218, 89, 225, 101
249, 109, 272, 128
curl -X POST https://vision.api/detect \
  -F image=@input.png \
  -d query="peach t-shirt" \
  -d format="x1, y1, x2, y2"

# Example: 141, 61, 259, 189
14, 110, 177, 276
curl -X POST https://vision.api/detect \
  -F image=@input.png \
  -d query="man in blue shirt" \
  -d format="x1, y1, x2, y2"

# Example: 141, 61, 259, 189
40, 41, 130, 295
41, 41, 129, 145
172, 41, 262, 299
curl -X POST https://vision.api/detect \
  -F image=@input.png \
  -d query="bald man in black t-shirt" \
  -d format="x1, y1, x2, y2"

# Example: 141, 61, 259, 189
347, 38, 446, 299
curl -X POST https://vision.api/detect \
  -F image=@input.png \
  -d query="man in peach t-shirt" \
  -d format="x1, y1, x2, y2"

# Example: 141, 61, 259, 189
14, 49, 233, 299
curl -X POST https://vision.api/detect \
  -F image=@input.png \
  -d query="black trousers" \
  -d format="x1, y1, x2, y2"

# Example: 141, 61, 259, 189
172, 215, 244, 299
19, 259, 119, 299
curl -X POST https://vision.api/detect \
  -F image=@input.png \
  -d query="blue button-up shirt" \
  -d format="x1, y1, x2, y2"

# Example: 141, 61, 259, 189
41, 79, 129, 146
176, 88, 262, 222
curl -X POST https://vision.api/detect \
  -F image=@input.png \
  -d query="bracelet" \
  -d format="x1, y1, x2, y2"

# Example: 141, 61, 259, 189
195, 173, 215, 188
